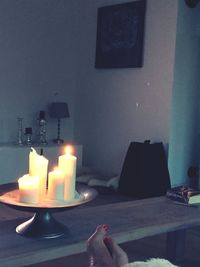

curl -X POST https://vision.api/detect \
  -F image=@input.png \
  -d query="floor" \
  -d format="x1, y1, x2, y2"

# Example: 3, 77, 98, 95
28, 226, 200, 267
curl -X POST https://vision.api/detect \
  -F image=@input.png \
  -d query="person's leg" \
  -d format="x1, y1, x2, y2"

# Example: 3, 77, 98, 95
87, 224, 129, 267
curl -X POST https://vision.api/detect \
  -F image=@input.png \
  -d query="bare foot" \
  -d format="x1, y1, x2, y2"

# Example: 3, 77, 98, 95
104, 236, 129, 267
87, 224, 114, 267
87, 224, 128, 267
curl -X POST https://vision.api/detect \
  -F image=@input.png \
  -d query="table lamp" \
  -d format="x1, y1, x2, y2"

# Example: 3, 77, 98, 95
49, 102, 69, 144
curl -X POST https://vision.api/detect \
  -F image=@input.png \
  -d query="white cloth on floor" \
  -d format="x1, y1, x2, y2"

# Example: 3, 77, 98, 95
123, 258, 178, 267
106, 175, 119, 190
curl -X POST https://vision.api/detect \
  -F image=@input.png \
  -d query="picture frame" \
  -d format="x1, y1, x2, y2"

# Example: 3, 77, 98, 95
95, 0, 146, 69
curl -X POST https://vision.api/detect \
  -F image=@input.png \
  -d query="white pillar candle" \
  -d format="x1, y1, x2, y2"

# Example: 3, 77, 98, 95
29, 148, 37, 176
48, 167, 65, 201
18, 174, 40, 204
29, 148, 49, 199
58, 146, 77, 200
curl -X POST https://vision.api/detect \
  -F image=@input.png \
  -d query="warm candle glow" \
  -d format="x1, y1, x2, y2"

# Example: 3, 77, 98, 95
53, 166, 59, 172
18, 174, 40, 204
29, 148, 49, 199
65, 145, 73, 155
59, 145, 77, 200
48, 166, 65, 201
52, 166, 63, 177
18, 175, 39, 189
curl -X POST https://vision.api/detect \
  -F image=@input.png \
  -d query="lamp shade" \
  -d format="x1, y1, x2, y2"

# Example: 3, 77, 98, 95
49, 102, 69, 119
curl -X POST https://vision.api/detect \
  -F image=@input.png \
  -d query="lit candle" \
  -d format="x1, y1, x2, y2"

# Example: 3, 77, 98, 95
58, 146, 77, 200
29, 147, 37, 176
48, 167, 65, 201
29, 148, 49, 199
18, 174, 40, 204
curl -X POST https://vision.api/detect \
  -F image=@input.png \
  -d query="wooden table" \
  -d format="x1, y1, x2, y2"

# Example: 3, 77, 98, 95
0, 196, 199, 266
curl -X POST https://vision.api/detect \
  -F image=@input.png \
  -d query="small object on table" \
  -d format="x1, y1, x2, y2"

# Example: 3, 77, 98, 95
166, 186, 200, 205
17, 117, 23, 145
38, 110, 48, 145
25, 127, 32, 146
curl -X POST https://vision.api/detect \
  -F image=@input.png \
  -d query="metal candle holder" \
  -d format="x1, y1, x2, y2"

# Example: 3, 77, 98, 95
38, 111, 48, 145
17, 118, 23, 145
25, 127, 32, 146
0, 183, 97, 239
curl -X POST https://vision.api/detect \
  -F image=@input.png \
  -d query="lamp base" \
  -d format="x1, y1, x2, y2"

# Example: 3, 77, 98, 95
53, 138, 64, 145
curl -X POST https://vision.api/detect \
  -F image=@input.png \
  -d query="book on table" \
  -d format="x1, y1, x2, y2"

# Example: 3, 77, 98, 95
166, 186, 200, 204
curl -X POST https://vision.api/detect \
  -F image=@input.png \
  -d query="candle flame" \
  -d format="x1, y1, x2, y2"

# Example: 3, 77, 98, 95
84, 193, 89, 198
65, 145, 73, 155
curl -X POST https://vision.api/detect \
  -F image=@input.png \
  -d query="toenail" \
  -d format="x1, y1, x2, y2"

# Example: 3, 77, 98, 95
103, 224, 109, 231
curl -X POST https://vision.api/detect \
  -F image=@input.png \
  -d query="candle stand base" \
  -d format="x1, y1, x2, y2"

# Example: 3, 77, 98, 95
16, 211, 69, 239
53, 138, 64, 144
0, 182, 97, 239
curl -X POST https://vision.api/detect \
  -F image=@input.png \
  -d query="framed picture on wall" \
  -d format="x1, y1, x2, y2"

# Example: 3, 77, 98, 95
95, 0, 146, 69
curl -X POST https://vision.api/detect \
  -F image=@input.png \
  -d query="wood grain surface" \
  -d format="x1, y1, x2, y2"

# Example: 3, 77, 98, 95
0, 196, 199, 266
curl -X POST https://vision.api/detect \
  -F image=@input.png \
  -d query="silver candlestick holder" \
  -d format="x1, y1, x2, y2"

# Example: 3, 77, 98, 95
38, 111, 48, 145
25, 127, 32, 146
17, 118, 23, 145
